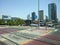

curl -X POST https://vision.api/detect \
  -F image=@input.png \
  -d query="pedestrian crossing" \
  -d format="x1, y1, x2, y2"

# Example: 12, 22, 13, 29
0, 27, 60, 45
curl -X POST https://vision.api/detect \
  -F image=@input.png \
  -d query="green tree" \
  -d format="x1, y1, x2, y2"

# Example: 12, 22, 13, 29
7, 20, 15, 25
16, 19, 25, 25
0, 19, 5, 25
7, 18, 25, 26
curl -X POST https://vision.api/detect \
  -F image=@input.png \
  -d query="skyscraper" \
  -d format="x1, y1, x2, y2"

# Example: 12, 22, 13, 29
27, 14, 30, 20
32, 12, 36, 23
39, 10, 44, 21
48, 3, 57, 23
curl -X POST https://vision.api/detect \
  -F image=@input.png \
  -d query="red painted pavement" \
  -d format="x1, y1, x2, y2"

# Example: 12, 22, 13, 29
22, 40, 49, 45
0, 28, 18, 34
44, 34, 60, 41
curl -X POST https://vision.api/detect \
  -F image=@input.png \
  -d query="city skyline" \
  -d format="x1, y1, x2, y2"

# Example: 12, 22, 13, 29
0, 0, 60, 21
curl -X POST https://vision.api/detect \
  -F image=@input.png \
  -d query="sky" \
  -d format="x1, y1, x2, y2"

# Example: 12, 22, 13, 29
0, 0, 60, 20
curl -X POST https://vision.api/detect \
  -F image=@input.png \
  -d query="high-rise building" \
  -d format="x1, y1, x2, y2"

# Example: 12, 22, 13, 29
39, 10, 44, 21
27, 14, 30, 20
32, 12, 36, 22
48, 3, 57, 23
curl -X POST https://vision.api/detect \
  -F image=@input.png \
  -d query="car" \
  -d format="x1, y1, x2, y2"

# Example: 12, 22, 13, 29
47, 24, 54, 27
30, 24, 38, 27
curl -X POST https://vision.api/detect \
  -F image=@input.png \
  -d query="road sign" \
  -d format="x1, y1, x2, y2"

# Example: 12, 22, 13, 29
34, 15, 38, 19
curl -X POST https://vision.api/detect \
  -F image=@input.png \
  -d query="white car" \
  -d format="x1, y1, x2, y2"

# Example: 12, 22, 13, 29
30, 24, 38, 27
48, 24, 54, 27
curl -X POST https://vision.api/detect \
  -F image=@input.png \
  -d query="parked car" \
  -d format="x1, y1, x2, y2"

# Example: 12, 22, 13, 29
47, 24, 54, 27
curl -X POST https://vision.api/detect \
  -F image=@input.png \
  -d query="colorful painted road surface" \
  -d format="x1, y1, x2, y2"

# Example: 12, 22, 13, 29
0, 26, 28, 34
0, 26, 60, 45
0, 28, 18, 34
22, 29, 60, 45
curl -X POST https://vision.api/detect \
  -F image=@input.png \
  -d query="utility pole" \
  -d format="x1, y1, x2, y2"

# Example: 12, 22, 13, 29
38, 0, 40, 28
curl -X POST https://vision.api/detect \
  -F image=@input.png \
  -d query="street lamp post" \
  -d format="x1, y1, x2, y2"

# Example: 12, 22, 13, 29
38, 0, 40, 28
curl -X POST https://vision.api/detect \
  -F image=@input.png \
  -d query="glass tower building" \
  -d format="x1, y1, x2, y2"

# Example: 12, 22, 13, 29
48, 3, 57, 23
39, 10, 44, 21
32, 12, 36, 23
